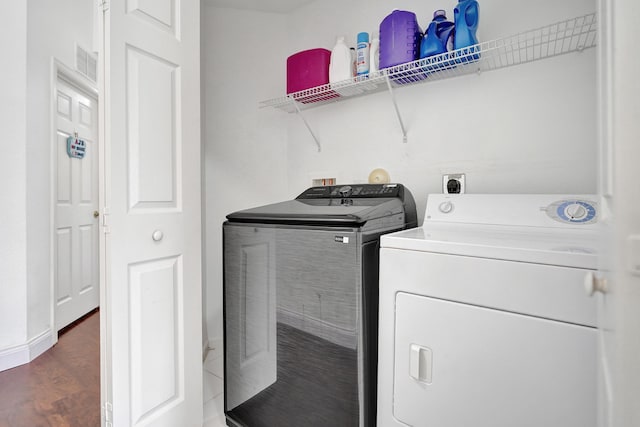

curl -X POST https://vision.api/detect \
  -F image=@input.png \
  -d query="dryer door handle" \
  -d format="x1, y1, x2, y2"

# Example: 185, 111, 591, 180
409, 344, 433, 384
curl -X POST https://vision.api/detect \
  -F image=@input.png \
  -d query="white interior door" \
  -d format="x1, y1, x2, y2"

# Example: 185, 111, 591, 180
596, 0, 615, 424
54, 76, 100, 331
595, 2, 614, 425
101, 0, 202, 425
596, 1, 640, 426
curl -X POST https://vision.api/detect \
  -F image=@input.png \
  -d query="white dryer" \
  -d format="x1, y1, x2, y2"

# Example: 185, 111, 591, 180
377, 194, 599, 427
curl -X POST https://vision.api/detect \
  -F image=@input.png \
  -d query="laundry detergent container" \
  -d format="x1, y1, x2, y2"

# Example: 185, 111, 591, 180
379, 10, 422, 69
286, 48, 331, 94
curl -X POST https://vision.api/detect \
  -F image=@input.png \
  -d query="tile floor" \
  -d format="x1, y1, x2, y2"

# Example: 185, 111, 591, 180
203, 345, 225, 427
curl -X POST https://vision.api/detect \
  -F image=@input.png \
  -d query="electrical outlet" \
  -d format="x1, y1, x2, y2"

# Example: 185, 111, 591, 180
442, 174, 465, 194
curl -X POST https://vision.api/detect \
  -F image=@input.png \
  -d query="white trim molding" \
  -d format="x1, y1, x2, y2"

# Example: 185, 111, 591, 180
0, 329, 54, 372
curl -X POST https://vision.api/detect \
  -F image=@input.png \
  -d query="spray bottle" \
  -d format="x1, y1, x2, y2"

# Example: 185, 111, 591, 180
356, 32, 370, 76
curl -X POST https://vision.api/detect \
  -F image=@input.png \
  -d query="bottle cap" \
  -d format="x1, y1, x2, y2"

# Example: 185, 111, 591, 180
434, 9, 447, 18
357, 32, 369, 43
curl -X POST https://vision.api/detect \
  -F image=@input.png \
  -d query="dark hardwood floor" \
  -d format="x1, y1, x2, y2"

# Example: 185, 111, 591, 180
0, 310, 100, 427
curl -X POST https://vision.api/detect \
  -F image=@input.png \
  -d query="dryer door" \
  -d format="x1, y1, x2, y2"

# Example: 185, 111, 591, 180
393, 292, 597, 427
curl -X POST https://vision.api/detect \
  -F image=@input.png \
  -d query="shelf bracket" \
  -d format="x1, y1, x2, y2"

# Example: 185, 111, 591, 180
290, 96, 321, 152
385, 76, 408, 143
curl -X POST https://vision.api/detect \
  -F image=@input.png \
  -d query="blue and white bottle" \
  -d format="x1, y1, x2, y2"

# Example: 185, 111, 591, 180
453, 0, 480, 62
420, 10, 455, 59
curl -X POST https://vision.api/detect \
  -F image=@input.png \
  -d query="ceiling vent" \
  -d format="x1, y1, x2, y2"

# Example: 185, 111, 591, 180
75, 44, 98, 83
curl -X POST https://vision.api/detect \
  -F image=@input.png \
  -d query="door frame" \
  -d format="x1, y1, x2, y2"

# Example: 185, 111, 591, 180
49, 58, 100, 345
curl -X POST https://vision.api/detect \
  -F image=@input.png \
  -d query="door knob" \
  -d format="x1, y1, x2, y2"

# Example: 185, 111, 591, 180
152, 230, 164, 242
93, 210, 99, 218
584, 271, 607, 296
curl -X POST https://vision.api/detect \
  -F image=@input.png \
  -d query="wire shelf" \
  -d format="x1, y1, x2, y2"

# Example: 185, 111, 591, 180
260, 13, 597, 113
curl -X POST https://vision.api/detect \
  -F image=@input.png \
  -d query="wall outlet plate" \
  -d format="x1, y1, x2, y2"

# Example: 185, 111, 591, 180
443, 173, 466, 194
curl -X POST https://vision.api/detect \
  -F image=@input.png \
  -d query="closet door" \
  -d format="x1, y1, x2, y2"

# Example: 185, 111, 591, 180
596, 1, 640, 426
101, 0, 203, 425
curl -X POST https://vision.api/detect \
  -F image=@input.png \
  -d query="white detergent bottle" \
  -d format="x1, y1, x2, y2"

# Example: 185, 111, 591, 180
369, 36, 380, 74
329, 36, 353, 83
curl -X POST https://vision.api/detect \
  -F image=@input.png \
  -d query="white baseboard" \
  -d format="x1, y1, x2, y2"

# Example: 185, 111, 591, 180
0, 329, 54, 372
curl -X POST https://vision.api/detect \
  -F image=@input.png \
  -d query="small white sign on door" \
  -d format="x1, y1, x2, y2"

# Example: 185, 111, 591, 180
66, 135, 86, 159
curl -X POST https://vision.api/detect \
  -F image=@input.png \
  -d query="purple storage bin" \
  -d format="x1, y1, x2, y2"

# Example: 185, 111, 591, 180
379, 10, 423, 69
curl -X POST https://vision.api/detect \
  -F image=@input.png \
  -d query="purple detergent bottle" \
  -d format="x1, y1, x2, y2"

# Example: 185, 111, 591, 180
379, 10, 423, 69
420, 10, 455, 59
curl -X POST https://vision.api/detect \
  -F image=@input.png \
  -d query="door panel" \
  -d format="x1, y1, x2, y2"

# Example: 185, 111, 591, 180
127, 0, 177, 35
54, 78, 99, 330
126, 45, 179, 210
80, 143, 96, 203
103, 0, 202, 425
55, 228, 72, 304
56, 133, 72, 203
129, 256, 183, 424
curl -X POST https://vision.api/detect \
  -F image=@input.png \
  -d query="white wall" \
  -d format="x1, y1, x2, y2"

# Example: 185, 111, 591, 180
26, 0, 95, 340
0, 3, 28, 352
285, 0, 597, 222
25, 0, 95, 340
203, 0, 597, 343
0, 0, 95, 370
202, 6, 289, 344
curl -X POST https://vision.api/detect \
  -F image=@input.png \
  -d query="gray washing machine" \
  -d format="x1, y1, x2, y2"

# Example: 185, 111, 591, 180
223, 184, 416, 427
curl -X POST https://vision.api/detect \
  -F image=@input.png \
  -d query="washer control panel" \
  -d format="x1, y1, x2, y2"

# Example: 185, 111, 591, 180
297, 183, 401, 199
545, 199, 598, 225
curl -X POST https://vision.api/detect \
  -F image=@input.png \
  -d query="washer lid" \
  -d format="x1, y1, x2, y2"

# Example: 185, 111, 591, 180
381, 222, 597, 269
226, 198, 405, 226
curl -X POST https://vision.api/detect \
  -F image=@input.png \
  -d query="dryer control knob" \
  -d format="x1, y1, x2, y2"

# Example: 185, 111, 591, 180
566, 203, 588, 220
439, 201, 454, 214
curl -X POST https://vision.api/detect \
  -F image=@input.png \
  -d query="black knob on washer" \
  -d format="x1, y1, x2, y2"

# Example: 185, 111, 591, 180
338, 185, 353, 198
